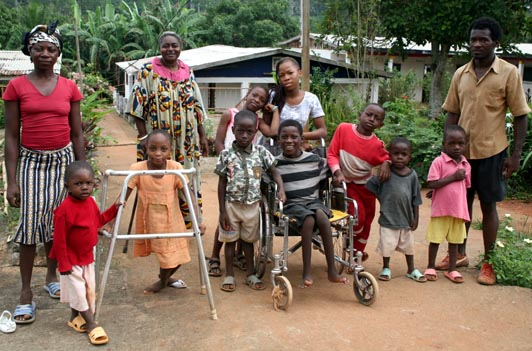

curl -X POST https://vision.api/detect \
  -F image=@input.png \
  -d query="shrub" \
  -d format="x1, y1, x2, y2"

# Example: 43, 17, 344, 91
506, 112, 532, 200
71, 71, 115, 101
81, 91, 113, 173
376, 98, 444, 185
481, 214, 532, 289
0, 99, 4, 128
378, 69, 419, 104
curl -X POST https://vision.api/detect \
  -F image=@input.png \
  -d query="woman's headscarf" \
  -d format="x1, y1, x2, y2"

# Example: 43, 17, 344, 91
21, 21, 63, 56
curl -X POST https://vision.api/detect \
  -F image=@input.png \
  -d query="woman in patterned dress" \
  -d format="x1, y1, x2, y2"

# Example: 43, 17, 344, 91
128, 31, 208, 230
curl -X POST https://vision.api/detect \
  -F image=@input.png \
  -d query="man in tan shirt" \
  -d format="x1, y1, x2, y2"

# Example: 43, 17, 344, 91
442, 17, 530, 285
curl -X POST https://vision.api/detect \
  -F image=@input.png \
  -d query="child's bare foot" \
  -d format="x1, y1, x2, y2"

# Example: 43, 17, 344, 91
300, 275, 313, 288
143, 281, 165, 295
328, 274, 348, 284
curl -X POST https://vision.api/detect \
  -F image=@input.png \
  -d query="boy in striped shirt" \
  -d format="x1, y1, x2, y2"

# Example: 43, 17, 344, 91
275, 120, 348, 288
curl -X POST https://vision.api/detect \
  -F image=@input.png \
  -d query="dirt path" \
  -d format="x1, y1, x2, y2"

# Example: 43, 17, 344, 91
1, 111, 531, 350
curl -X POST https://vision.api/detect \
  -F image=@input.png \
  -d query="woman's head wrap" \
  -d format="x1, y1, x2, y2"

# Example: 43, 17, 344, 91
21, 21, 63, 56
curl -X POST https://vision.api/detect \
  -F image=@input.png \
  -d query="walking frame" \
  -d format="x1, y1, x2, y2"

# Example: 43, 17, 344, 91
94, 168, 217, 321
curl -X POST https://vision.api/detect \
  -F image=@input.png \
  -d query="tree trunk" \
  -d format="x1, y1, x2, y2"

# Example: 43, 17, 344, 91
429, 42, 450, 119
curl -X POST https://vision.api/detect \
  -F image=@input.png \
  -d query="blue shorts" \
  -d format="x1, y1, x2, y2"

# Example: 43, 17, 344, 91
468, 149, 507, 203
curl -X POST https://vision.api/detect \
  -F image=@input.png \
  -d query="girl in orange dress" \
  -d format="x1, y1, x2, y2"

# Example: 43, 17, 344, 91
125, 129, 193, 294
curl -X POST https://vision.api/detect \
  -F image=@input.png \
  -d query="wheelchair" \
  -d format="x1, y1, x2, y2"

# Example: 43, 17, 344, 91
254, 176, 379, 311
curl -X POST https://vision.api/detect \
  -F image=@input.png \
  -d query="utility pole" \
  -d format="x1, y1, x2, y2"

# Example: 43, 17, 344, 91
301, 0, 310, 91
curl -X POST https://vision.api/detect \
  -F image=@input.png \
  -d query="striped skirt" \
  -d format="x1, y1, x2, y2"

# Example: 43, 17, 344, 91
14, 143, 74, 245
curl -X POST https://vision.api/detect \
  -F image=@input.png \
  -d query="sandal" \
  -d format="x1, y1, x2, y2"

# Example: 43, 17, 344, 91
424, 268, 438, 281
220, 276, 236, 292
406, 269, 427, 283
43, 282, 61, 299
88, 326, 109, 345
233, 254, 247, 271
13, 301, 36, 324
0, 310, 16, 334
67, 315, 87, 333
378, 268, 391, 281
444, 270, 464, 284
208, 259, 222, 277
245, 274, 265, 290
168, 279, 187, 289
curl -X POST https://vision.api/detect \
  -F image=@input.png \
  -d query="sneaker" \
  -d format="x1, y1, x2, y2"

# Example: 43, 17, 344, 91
477, 262, 496, 285
435, 254, 469, 270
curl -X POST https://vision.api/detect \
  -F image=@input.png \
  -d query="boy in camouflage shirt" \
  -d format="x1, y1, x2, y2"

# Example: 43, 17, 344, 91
215, 110, 285, 292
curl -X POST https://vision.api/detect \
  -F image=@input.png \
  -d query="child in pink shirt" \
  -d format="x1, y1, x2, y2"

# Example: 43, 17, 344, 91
424, 125, 471, 283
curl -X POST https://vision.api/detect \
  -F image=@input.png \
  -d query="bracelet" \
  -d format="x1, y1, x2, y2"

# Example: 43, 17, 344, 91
272, 105, 278, 112
137, 134, 148, 141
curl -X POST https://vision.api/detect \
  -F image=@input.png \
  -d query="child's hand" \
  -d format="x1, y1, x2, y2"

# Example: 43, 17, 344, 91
278, 190, 287, 203
378, 161, 391, 182
411, 218, 419, 231
426, 190, 433, 199
301, 141, 312, 152
60, 270, 72, 276
99, 224, 113, 236
333, 170, 346, 184
453, 169, 466, 181
219, 213, 232, 232
263, 103, 277, 113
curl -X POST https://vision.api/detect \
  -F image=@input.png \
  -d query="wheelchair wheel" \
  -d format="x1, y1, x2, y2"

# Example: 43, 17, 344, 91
353, 271, 379, 306
272, 276, 293, 311
254, 197, 271, 279
332, 231, 345, 274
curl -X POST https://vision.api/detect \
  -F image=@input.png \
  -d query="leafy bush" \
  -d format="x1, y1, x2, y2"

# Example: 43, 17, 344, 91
310, 67, 366, 141
482, 214, 532, 288
378, 69, 419, 104
376, 98, 444, 185
506, 112, 532, 200
71, 71, 115, 101
81, 91, 113, 168
0, 99, 4, 128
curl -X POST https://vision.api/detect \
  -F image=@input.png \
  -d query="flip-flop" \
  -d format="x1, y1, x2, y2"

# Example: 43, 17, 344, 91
43, 282, 61, 299
406, 269, 427, 283
233, 254, 247, 271
13, 301, 36, 324
88, 326, 109, 345
444, 270, 464, 284
0, 310, 16, 334
168, 279, 187, 289
424, 268, 438, 281
208, 259, 222, 277
220, 276, 236, 292
245, 274, 265, 290
378, 268, 391, 281
67, 315, 87, 333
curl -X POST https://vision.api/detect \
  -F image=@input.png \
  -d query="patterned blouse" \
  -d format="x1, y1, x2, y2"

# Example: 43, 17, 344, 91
128, 57, 206, 168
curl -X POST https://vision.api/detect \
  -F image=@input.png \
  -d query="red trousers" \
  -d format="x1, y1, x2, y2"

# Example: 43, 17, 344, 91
346, 183, 376, 253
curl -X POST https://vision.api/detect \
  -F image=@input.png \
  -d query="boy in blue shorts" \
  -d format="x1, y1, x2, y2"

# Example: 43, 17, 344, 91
215, 110, 285, 292
275, 120, 348, 288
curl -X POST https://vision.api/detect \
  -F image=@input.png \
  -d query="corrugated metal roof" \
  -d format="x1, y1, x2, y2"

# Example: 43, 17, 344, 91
115, 44, 388, 76
116, 45, 280, 74
0, 50, 61, 76
282, 33, 532, 57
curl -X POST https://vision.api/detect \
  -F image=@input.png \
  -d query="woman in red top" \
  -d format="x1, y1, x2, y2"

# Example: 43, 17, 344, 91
3, 21, 84, 323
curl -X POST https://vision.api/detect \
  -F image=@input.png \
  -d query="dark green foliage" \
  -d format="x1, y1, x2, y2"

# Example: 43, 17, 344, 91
506, 112, 532, 200
197, 0, 298, 47
376, 98, 444, 185
483, 215, 532, 289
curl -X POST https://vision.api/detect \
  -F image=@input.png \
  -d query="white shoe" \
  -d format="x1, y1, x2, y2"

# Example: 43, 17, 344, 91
0, 310, 16, 334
